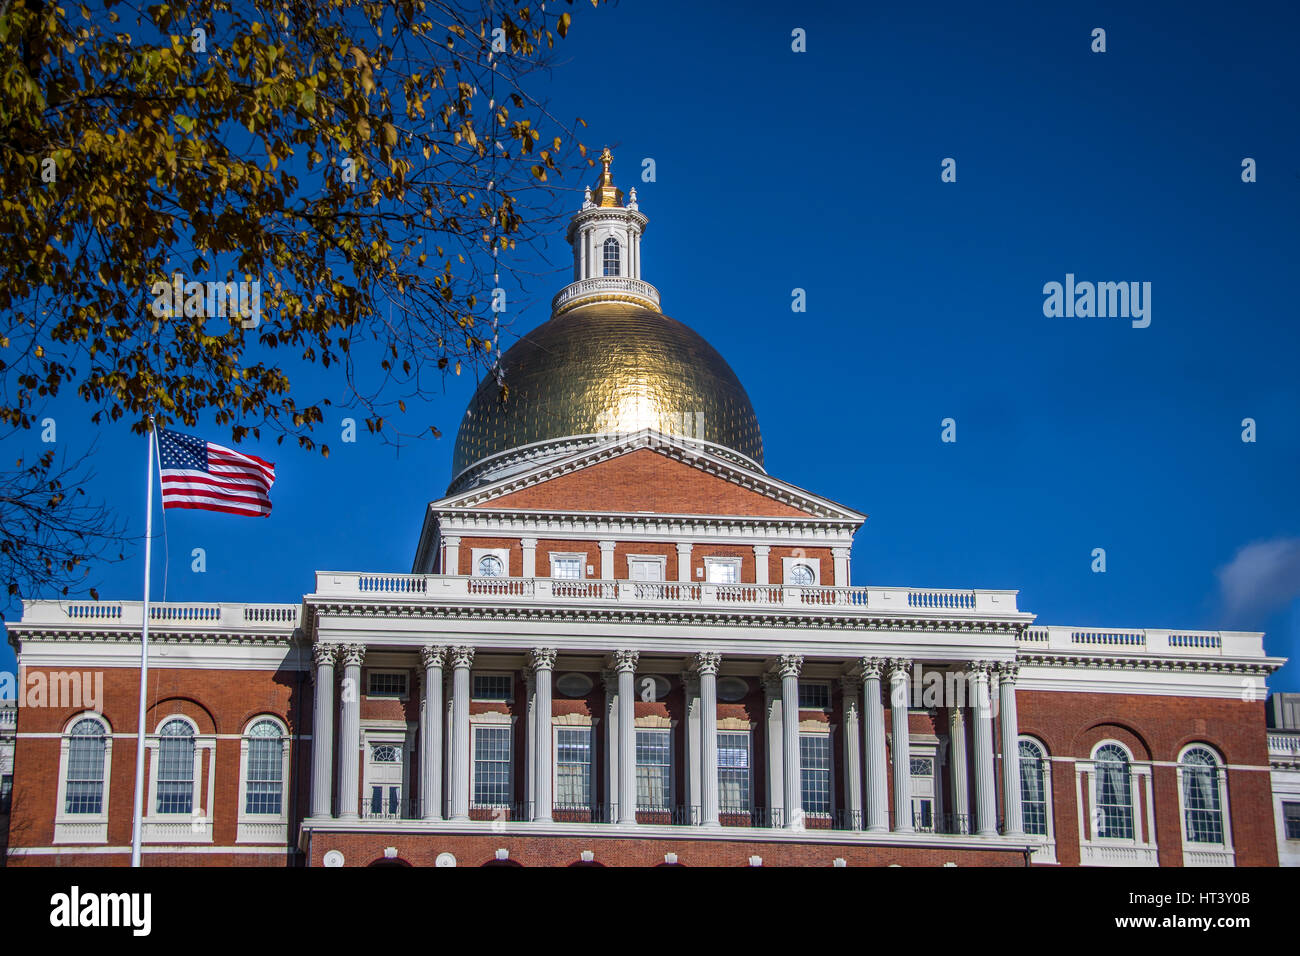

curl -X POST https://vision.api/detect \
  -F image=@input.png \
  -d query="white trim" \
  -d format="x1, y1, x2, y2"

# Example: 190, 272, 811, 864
1175, 742, 1235, 866
626, 554, 668, 582
1017, 735, 1057, 863
53, 711, 112, 845
236, 715, 290, 844
782, 557, 820, 586
1076, 739, 1158, 866
469, 713, 516, 808
704, 556, 742, 584
142, 714, 216, 845
548, 551, 589, 580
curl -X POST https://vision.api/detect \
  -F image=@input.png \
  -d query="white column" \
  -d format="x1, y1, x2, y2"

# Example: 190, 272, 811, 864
443, 535, 461, 576
676, 542, 692, 582
681, 669, 702, 822
599, 540, 615, 580
601, 669, 618, 821
753, 545, 771, 585
888, 659, 913, 832
998, 662, 1023, 836
420, 646, 445, 820
310, 644, 336, 818
861, 659, 889, 832
969, 662, 998, 836
530, 648, 557, 822
762, 675, 784, 825
695, 652, 721, 825
840, 677, 863, 829
948, 706, 970, 834
449, 646, 475, 821
832, 547, 851, 586
442, 672, 454, 818
779, 654, 803, 829
336, 644, 365, 820
614, 650, 639, 824
524, 669, 536, 814
521, 537, 537, 578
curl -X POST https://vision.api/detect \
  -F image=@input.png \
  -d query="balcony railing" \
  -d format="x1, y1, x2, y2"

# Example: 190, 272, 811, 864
1019, 625, 1267, 658
551, 276, 661, 313
315, 573, 1022, 616
18, 600, 301, 629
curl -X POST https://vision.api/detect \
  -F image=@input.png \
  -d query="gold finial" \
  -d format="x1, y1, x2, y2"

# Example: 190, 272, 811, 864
592, 146, 624, 207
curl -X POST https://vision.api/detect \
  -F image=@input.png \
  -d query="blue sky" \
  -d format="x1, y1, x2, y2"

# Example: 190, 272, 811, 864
4, 0, 1299, 692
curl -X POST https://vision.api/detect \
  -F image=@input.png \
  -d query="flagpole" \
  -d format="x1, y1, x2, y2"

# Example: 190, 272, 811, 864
129, 415, 157, 868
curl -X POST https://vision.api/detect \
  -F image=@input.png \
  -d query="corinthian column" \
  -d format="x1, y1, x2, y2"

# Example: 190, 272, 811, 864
861, 659, 888, 832
840, 677, 863, 829
420, 646, 446, 820
449, 646, 475, 821
336, 643, 366, 820
529, 648, 557, 822
778, 654, 803, 829
695, 651, 722, 825
888, 659, 913, 832
310, 644, 337, 818
613, 650, 639, 824
948, 706, 970, 834
998, 662, 1023, 836
969, 662, 998, 836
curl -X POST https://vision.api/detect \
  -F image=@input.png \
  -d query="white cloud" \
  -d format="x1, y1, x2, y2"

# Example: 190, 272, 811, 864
1216, 537, 1300, 624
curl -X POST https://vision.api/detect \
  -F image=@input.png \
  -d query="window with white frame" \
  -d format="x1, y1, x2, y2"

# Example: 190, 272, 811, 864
555, 728, 592, 809
244, 720, 284, 815
549, 554, 584, 579
705, 557, 740, 584
1284, 802, 1300, 840
367, 742, 403, 816
717, 732, 751, 813
1019, 738, 1050, 837
797, 681, 830, 710
156, 718, 196, 814
628, 556, 666, 582
64, 716, 108, 814
476, 554, 505, 576
602, 236, 620, 276
1179, 746, 1226, 845
1093, 743, 1135, 839
367, 671, 408, 698
472, 673, 513, 702
473, 724, 512, 807
799, 733, 832, 817
909, 755, 936, 830
636, 729, 671, 810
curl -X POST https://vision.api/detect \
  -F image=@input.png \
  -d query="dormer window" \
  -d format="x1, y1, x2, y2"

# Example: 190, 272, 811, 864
602, 237, 620, 276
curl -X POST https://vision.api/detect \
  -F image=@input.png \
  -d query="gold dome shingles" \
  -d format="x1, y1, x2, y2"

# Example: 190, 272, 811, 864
452, 302, 764, 480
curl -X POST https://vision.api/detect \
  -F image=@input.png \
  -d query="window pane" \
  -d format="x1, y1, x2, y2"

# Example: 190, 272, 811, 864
798, 682, 830, 710
602, 237, 620, 277
717, 732, 750, 813
245, 720, 283, 815
367, 672, 407, 697
1181, 748, 1223, 845
555, 728, 592, 808
1094, 744, 1134, 839
65, 718, 106, 814
552, 557, 581, 580
473, 726, 511, 806
156, 719, 195, 814
799, 734, 831, 816
472, 674, 513, 701
1284, 802, 1300, 841
1019, 740, 1048, 836
707, 562, 738, 584
636, 729, 671, 810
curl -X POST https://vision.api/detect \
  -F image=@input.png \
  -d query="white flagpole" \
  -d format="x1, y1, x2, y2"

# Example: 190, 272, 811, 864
129, 415, 157, 867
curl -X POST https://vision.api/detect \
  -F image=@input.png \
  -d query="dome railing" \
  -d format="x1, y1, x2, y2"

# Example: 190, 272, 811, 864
551, 275, 661, 313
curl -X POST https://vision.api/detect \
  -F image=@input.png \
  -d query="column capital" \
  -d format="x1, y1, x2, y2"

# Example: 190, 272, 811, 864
859, 657, 887, 680
692, 650, 722, 676
528, 647, 558, 672
312, 643, 338, 668
761, 673, 782, 696
776, 653, 803, 679
996, 661, 1020, 683
675, 541, 693, 555
338, 643, 366, 668
612, 649, 639, 673
442, 534, 461, 547
831, 547, 851, 559
679, 669, 701, 694
839, 675, 860, 700
597, 539, 616, 552
520, 536, 538, 548
450, 645, 476, 669
752, 544, 771, 556
601, 668, 618, 693
887, 658, 912, 680
966, 660, 993, 680
420, 645, 447, 669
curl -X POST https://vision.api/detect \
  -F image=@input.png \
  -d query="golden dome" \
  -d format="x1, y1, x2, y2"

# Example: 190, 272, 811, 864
452, 302, 764, 484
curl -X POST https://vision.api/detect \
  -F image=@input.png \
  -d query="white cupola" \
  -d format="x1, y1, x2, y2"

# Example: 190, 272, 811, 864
552, 148, 660, 316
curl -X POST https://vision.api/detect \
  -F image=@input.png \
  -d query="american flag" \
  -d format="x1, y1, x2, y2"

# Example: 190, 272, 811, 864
157, 428, 277, 517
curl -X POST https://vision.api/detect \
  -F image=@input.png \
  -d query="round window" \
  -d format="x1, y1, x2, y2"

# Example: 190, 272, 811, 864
788, 563, 815, 586
717, 676, 749, 702
477, 555, 504, 577
556, 673, 594, 698
638, 675, 672, 702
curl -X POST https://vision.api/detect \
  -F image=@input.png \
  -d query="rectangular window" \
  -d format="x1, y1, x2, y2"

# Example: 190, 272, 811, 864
706, 560, 739, 584
800, 734, 832, 816
65, 736, 105, 814
0, 773, 11, 813
369, 785, 400, 816
552, 557, 582, 579
797, 682, 830, 710
472, 674, 513, 702
245, 737, 283, 815
718, 732, 751, 813
910, 756, 935, 830
367, 671, 408, 698
1284, 802, 1300, 841
629, 559, 664, 582
555, 728, 592, 809
156, 737, 194, 814
473, 725, 512, 807
1019, 749, 1048, 837
636, 729, 672, 810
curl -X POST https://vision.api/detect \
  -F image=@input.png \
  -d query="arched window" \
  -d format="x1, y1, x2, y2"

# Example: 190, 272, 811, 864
156, 718, 195, 814
65, 717, 107, 814
245, 720, 284, 815
477, 554, 504, 577
1018, 738, 1049, 837
1180, 746, 1224, 845
602, 237, 620, 276
1093, 743, 1134, 839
